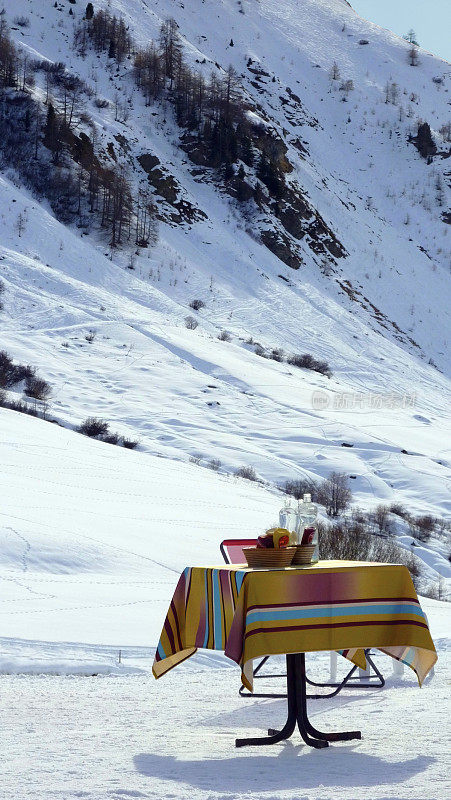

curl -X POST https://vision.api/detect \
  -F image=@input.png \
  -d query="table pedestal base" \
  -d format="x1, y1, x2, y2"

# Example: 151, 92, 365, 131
235, 653, 362, 749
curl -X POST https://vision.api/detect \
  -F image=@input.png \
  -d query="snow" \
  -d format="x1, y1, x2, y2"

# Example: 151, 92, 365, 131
0, 363, 449, 799
0, 405, 449, 658
0, 0, 450, 795
1, 628, 450, 799
0, 408, 280, 646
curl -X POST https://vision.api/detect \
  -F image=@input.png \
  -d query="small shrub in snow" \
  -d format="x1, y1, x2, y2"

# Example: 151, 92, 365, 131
422, 582, 439, 600
79, 112, 93, 125
283, 478, 319, 501
410, 514, 435, 542
77, 418, 139, 449
185, 316, 198, 330
270, 348, 284, 362
401, 551, 422, 588
254, 344, 266, 357
85, 330, 96, 343
78, 417, 110, 438
13, 15, 30, 27
208, 458, 221, 471
235, 465, 257, 482
0, 279, 5, 311
370, 504, 393, 536
6, 399, 39, 417
319, 521, 368, 561
24, 376, 52, 402
339, 79, 354, 98
435, 517, 451, 538
218, 330, 232, 342
287, 353, 332, 377
189, 454, 202, 465
122, 437, 139, 450
319, 521, 421, 586
329, 61, 340, 81
94, 97, 109, 108
103, 433, 120, 445
189, 299, 205, 311
389, 502, 409, 519
0, 351, 35, 389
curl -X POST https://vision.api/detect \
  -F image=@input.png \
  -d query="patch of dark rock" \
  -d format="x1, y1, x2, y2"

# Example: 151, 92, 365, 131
260, 229, 302, 270
106, 142, 117, 161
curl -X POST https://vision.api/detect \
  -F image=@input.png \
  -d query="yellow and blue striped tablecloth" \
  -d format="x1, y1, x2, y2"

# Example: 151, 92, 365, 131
153, 560, 437, 691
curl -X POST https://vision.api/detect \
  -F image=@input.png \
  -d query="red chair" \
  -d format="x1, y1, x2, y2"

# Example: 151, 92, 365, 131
220, 538, 385, 699
220, 538, 257, 565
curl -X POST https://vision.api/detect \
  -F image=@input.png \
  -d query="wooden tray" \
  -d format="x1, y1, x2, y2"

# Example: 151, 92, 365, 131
243, 547, 296, 568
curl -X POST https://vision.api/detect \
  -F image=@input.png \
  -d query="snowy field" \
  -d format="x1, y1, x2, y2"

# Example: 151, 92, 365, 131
2, 612, 449, 800
0, 407, 449, 660
0, 408, 450, 799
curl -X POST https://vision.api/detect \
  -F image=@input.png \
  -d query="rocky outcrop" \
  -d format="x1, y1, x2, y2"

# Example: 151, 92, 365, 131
138, 154, 206, 224
260, 229, 303, 270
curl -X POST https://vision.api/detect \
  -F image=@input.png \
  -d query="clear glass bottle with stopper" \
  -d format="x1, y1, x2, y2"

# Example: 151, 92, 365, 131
278, 496, 297, 544
300, 493, 319, 563
294, 498, 306, 545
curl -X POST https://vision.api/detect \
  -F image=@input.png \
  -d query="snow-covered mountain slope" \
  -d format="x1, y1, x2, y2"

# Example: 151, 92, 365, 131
0, 405, 279, 648
6, 0, 450, 358
1, 1, 450, 520
0, 408, 450, 800
0, 406, 449, 660
0, 405, 448, 653
2, 168, 450, 519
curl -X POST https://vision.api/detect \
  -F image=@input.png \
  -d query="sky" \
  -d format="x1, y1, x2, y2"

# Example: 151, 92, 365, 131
350, 0, 450, 63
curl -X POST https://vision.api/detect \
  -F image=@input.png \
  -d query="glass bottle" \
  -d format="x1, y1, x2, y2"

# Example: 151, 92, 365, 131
279, 497, 297, 544
294, 499, 306, 545
302, 493, 319, 563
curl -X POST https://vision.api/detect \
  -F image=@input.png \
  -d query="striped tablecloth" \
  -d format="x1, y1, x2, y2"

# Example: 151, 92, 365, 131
152, 560, 437, 691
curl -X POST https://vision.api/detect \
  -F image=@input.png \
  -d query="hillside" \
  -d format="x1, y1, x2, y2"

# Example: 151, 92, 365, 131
0, 402, 449, 661
0, 5, 450, 795
0, 2, 450, 530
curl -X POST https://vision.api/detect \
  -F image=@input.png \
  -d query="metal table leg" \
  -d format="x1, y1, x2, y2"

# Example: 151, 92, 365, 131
294, 654, 361, 742
235, 654, 361, 749
235, 654, 297, 747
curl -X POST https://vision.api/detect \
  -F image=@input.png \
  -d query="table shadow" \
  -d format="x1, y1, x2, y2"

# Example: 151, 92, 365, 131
134, 749, 434, 793
199, 688, 386, 729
